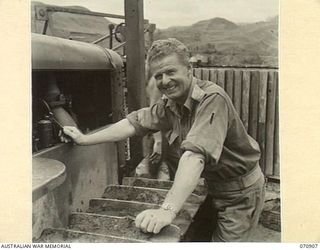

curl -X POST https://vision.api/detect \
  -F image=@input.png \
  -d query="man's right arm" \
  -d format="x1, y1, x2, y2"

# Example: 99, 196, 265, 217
63, 118, 136, 145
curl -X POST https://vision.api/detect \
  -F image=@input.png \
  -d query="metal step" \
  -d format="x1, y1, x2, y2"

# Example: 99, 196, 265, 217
68, 212, 181, 242
35, 228, 147, 243
122, 177, 207, 196
88, 198, 198, 220
87, 198, 199, 235
37, 178, 204, 242
88, 198, 160, 217
102, 185, 204, 204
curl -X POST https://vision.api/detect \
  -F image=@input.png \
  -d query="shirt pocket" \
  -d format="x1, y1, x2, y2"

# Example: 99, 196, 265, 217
165, 129, 179, 145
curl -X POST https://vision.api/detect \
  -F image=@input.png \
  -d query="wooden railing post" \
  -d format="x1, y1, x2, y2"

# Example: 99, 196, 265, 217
125, 0, 146, 167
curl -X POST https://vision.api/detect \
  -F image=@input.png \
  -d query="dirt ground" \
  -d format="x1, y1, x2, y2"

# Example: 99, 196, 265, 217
250, 224, 281, 242
250, 186, 281, 242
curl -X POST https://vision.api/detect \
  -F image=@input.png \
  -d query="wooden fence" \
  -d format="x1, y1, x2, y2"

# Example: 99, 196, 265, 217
193, 67, 279, 179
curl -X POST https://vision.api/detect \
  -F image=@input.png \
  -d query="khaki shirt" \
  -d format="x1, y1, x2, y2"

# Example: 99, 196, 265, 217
127, 77, 260, 181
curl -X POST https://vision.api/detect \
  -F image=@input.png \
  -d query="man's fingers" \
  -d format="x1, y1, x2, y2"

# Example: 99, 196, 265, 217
135, 209, 173, 234
63, 127, 82, 142
135, 210, 158, 233
62, 136, 71, 143
139, 216, 151, 233
146, 218, 157, 233
153, 221, 165, 234
150, 153, 161, 163
63, 129, 71, 137
58, 129, 72, 143
149, 152, 157, 161
135, 211, 147, 228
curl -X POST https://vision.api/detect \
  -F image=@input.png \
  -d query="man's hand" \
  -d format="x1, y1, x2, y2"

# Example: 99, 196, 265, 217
58, 130, 72, 143
153, 140, 162, 156
149, 141, 162, 165
135, 209, 176, 234
148, 137, 162, 177
63, 126, 87, 145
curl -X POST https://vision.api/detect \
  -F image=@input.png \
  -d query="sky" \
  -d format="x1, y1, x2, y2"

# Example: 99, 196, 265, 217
36, 0, 279, 29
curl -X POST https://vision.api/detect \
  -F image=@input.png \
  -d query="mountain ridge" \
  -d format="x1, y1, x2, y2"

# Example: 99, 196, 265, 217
31, 1, 278, 67
154, 16, 278, 66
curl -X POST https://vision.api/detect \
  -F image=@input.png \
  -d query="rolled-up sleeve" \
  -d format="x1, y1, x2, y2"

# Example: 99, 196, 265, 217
126, 101, 169, 136
181, 94, 229, 165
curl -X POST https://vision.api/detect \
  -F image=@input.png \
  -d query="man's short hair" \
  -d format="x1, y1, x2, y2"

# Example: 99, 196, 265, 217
146, 38, 190, 77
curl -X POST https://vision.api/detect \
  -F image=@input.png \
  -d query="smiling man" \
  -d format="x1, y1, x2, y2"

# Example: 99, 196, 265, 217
63, 38, 265, 242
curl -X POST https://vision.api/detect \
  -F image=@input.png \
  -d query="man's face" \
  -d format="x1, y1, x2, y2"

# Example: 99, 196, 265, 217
149, 54, 192, 104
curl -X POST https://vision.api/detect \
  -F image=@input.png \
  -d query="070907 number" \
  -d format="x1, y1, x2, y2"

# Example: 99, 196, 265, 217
300, 244, 318, 248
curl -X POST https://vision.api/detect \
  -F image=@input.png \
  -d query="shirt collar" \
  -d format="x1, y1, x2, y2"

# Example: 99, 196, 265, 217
163, 77, 206, 116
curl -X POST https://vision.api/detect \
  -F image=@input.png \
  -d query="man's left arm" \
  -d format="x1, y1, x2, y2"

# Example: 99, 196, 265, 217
135, 150, 204, 234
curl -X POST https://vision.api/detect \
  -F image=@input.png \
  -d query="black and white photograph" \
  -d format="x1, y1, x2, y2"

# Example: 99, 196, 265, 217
29, 0, 281, 243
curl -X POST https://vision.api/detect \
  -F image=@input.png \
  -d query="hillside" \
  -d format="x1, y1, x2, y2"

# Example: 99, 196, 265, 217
31, 2, 278, 67
154, 17, 278, 67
